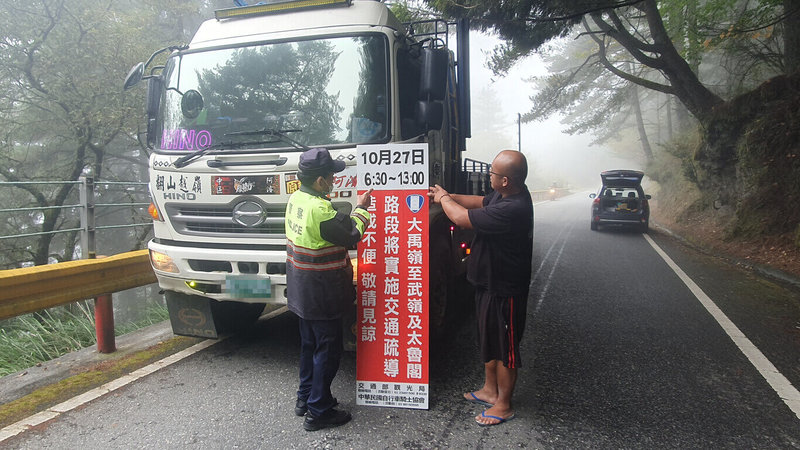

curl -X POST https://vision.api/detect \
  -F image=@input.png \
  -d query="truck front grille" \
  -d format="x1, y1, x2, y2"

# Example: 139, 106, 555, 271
165, 202, 287, 238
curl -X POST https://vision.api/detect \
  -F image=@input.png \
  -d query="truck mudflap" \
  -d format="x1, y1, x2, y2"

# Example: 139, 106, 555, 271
165, 291, 265, 338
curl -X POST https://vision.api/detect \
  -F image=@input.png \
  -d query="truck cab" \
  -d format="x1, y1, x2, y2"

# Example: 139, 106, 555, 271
124, 0, 484, 338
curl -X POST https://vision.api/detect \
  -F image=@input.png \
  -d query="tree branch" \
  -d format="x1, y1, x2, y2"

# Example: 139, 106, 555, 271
589, 12, 666, 69
522, 0, 648, 23
606, 8, 660, 53
526, 52, 601, 121
584, 18, 676, 95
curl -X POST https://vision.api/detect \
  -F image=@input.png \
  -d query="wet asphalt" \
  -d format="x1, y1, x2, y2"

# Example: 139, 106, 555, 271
3, 192, 800, 449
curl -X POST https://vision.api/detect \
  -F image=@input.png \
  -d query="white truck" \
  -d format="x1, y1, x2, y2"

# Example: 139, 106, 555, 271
123, 0, 489, 338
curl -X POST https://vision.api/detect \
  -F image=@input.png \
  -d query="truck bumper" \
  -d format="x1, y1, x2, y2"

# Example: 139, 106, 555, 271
148, 240, 288, 305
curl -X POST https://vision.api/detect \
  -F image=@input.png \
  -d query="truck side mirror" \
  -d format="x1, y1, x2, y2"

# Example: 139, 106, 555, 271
146, 76, 162, 117
145, 77, 162, 148
419, 48, 448, 101
146, 117, 158, 148
181, 90, 204, 119
415, 100, 443, 130
123, 63, 144, 90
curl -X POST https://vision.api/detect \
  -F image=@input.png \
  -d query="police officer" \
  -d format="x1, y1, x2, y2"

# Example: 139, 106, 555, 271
285, 147, 373, 431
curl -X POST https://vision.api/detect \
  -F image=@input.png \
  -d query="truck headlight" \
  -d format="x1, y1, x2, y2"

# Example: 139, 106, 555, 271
150, 249, 179, 273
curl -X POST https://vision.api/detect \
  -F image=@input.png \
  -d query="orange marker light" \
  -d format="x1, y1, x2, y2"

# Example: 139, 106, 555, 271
148, 202, 160, 221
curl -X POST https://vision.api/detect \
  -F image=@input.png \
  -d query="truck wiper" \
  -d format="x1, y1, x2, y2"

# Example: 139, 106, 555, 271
172, 140, 281, 168
225, 128, 309, 151
173, 148, 212, 168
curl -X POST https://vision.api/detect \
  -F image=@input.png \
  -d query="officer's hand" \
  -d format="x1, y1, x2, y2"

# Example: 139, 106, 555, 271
357, 188, 374, 209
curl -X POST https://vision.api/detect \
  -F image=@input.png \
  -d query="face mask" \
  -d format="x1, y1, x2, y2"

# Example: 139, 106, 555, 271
319, 177, 332, 195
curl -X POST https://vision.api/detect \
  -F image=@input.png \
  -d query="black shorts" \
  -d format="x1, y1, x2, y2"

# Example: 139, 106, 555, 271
475, 289, 528, 368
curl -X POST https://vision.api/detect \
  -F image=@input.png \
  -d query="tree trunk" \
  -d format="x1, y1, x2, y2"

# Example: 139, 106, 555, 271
589, 0, 723, 123
665, 95, 674, 141
636, 0, 723, 123
630, 82, 654, 162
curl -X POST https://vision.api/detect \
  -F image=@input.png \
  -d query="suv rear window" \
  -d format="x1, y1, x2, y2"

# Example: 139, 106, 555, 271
601, 187, 639, 198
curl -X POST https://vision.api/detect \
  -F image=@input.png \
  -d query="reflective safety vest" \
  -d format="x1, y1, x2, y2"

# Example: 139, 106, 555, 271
285, 186, 370, 320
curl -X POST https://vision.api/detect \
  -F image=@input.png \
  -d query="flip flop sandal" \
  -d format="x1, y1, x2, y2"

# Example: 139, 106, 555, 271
464, 391, 493, 407
476, 410, 515, 427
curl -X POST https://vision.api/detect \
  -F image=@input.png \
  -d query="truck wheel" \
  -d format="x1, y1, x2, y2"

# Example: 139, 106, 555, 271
590, 221, 598, 231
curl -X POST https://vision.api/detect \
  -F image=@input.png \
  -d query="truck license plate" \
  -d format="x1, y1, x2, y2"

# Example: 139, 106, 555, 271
224, 275, 271, 299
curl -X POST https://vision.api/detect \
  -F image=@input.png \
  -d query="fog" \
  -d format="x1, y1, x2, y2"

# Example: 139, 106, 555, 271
464, 32, 640, 191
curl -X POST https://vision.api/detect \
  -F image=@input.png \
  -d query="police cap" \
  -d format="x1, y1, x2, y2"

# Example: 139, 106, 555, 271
298, 147, 346, 176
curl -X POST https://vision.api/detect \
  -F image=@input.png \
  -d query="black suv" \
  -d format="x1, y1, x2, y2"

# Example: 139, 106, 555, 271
589, 170, 651, 232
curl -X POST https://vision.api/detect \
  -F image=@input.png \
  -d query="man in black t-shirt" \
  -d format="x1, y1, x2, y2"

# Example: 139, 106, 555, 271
428, 150, 533, 427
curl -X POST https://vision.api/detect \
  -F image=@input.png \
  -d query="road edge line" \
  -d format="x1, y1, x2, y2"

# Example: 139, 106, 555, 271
0, 337, 222, 443
644, 233, 800, 421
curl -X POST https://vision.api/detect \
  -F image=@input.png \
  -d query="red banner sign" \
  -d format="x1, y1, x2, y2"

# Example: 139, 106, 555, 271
356, 144, 430, 409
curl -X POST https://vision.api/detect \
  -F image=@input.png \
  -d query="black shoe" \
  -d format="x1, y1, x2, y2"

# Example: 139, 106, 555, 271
303, 408, 351, 431
295, 397, 338, 416
295, 398, 308, 416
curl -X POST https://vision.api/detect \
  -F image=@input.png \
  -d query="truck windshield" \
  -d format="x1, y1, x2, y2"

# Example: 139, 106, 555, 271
156, 34, 389, 153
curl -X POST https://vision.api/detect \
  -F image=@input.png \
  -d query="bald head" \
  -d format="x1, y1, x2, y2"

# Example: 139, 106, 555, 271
491, 150, 528, 189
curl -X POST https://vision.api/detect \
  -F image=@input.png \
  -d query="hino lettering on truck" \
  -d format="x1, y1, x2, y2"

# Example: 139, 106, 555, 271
163, 192, 197, 200
161, 128, 212, 150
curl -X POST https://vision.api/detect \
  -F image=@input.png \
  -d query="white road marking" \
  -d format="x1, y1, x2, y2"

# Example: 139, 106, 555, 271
0, 305, 291, 443
644, 234, 800, 421
532, 222, 574, 315
531, 219, 570, 284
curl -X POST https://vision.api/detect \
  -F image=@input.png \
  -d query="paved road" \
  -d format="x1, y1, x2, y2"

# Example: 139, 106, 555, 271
4, 193, 800, 448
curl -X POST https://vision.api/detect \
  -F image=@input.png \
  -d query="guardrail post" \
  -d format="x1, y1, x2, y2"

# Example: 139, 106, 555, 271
79, 176, 96, 259
94, 293, 116, 353
81, 178, 116, 352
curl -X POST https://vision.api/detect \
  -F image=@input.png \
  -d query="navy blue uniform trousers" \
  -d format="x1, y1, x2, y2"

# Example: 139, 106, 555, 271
297, 317, 343, 417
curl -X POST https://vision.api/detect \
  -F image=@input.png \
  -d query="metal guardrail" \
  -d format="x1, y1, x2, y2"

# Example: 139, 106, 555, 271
1, 178, 156, 352
0, 250, 156, 321
531, 187, 570, 202
0, 178, 152, 255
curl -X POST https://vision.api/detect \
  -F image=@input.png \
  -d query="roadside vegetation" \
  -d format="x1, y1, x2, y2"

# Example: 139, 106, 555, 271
0, 303, 168, 377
